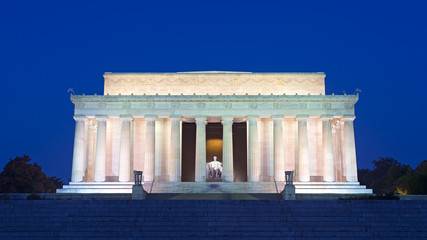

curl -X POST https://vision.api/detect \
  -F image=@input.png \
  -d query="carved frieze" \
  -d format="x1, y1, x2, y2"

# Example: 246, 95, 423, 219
197, 102, 206, 109
76, 103, 85, 109
146, 102, 155, 109
345, 103, 354, 109
322, 103, 331, 109
273, 102, 283, 109
249, 103, 258, 109
171, 102, 180, 109
122, 102, 131, 109
223, 103, 232, 109
97, 103, 106, 109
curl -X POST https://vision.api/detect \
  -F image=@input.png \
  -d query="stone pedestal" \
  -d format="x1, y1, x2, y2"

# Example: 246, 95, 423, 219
282, 184, 296, 200
132, 185, 147, 200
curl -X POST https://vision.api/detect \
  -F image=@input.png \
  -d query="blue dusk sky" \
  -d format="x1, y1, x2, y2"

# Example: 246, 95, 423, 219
1, 1, 426, 182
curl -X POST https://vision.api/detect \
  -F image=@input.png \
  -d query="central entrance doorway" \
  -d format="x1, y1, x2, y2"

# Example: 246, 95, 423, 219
181, 121, 247, 182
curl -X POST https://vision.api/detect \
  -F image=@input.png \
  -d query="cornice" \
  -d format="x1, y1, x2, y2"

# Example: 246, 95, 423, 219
71, 94, 358, 104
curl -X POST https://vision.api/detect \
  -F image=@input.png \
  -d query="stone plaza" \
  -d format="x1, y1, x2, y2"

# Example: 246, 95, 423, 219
57, 71, 371, 194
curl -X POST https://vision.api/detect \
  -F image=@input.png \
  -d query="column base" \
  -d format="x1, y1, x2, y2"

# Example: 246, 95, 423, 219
155, 175, 170, 182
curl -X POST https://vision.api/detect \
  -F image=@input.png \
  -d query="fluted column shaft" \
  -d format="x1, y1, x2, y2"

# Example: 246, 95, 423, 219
273, 116, 284, 181
297, 115, 310, 182
71, 116, 88, 182
195, 116, 207, 182
222, 116, 234, 182
144, 115, 156, 181
119, 116, 132, 182
169, 116, 181, 182
94, 116, 107, 182
343, 115, 357, 182
247, 115, 260, 182
322, 115, 335, 182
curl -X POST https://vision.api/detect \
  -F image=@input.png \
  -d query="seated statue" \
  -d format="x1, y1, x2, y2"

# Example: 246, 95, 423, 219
206, 156, 223, 180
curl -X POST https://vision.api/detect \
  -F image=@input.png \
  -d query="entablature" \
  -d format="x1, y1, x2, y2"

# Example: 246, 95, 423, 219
71, 94, 358, 118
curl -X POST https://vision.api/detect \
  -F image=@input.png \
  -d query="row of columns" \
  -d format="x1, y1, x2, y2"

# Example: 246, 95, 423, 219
71, 114, 358, 183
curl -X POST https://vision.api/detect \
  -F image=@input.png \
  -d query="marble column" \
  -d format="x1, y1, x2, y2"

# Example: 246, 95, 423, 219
154, 118, 164, 181
273, 115, 284, 182
169, 116, 181, 182
86, 122, 97, 182
297, 115, 310, 182
247, 115, 260, 182
119, 115, 132, 182
71, 115, 88, 182
195, 116, 207, 182
144, 115, 156, 181
322, 115, 335, 182
222, 116, 234, 182
343, 115, 357, 182
94, 115, 108, 182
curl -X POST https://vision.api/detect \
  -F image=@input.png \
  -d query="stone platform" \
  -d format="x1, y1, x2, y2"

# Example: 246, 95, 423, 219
57, 181, 372, 194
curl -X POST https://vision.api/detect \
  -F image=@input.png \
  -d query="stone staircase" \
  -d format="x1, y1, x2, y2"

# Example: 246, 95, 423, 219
0, 200, 426, 239
151, 182, 278, 193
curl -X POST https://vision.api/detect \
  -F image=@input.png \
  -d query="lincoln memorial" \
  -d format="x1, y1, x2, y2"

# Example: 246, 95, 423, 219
57, 72, 371, 194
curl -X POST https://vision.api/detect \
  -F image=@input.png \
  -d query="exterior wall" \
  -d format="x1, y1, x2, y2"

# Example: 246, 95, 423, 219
104, 72, 326, 96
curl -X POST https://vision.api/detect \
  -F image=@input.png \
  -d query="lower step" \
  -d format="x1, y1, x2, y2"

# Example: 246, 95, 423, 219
147, 193, 281, 200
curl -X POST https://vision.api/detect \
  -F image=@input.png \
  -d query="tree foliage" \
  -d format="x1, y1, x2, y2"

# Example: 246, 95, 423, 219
0, 155, 63, 193
358, 157, 427, 195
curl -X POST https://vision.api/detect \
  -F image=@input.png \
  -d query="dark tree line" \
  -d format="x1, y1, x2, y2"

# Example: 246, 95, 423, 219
358, 157, 427, 195
0, 155, 63, 193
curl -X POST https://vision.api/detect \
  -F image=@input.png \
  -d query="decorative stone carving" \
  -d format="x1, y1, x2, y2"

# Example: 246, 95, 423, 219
76, 103, 85, 109
249, 102, 257, 109
345, 103, 354, 109
171, 102, 180, 109
97, 103, 106, 109
223, 103, 232, 109
332, 119, 341, 130
147, 102, 155, 109
299, 103, 307, 109
122, 102, 131, 109
322, 103, 331, 109
197, 102, 206, 109
273, 102, 283, 109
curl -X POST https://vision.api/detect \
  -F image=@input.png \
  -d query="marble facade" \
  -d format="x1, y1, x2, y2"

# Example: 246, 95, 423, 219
57, 72, 371, 194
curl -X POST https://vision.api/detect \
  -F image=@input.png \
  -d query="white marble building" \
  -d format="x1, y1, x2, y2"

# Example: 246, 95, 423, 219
57, 72, 371, 194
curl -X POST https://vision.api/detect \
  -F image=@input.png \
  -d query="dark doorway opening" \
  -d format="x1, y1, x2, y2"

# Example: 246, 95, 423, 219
181, 121, 247, 182
181, 122, 196, 182
233, 122, 247, 182
206, 123, 223, 182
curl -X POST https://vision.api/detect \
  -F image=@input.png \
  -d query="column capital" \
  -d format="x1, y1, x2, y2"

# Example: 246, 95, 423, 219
246, 115, 259, 121
296, 114, 309, 120
169, 115, 182, 120
119, 115, 133, 121
144, 114, 157, 121
221, 116, 234, 126
73, 115, 88, 122
195, 116, 207, 125
95, 115, 108, 121
321, 114, 334, 120
272, 115, 284, 120
342, 114, 356, 121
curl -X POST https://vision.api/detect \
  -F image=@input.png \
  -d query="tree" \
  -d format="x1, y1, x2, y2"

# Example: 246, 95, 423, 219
0, 155, 63, 193
358, 157, 409, 195
395, 160, 427, 195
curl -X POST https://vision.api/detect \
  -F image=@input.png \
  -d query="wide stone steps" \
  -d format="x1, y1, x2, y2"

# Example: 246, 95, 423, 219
0, 200, 426, 239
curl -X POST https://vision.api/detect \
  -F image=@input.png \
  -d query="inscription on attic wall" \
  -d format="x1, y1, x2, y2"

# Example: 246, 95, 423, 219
104, 73, 326, 96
